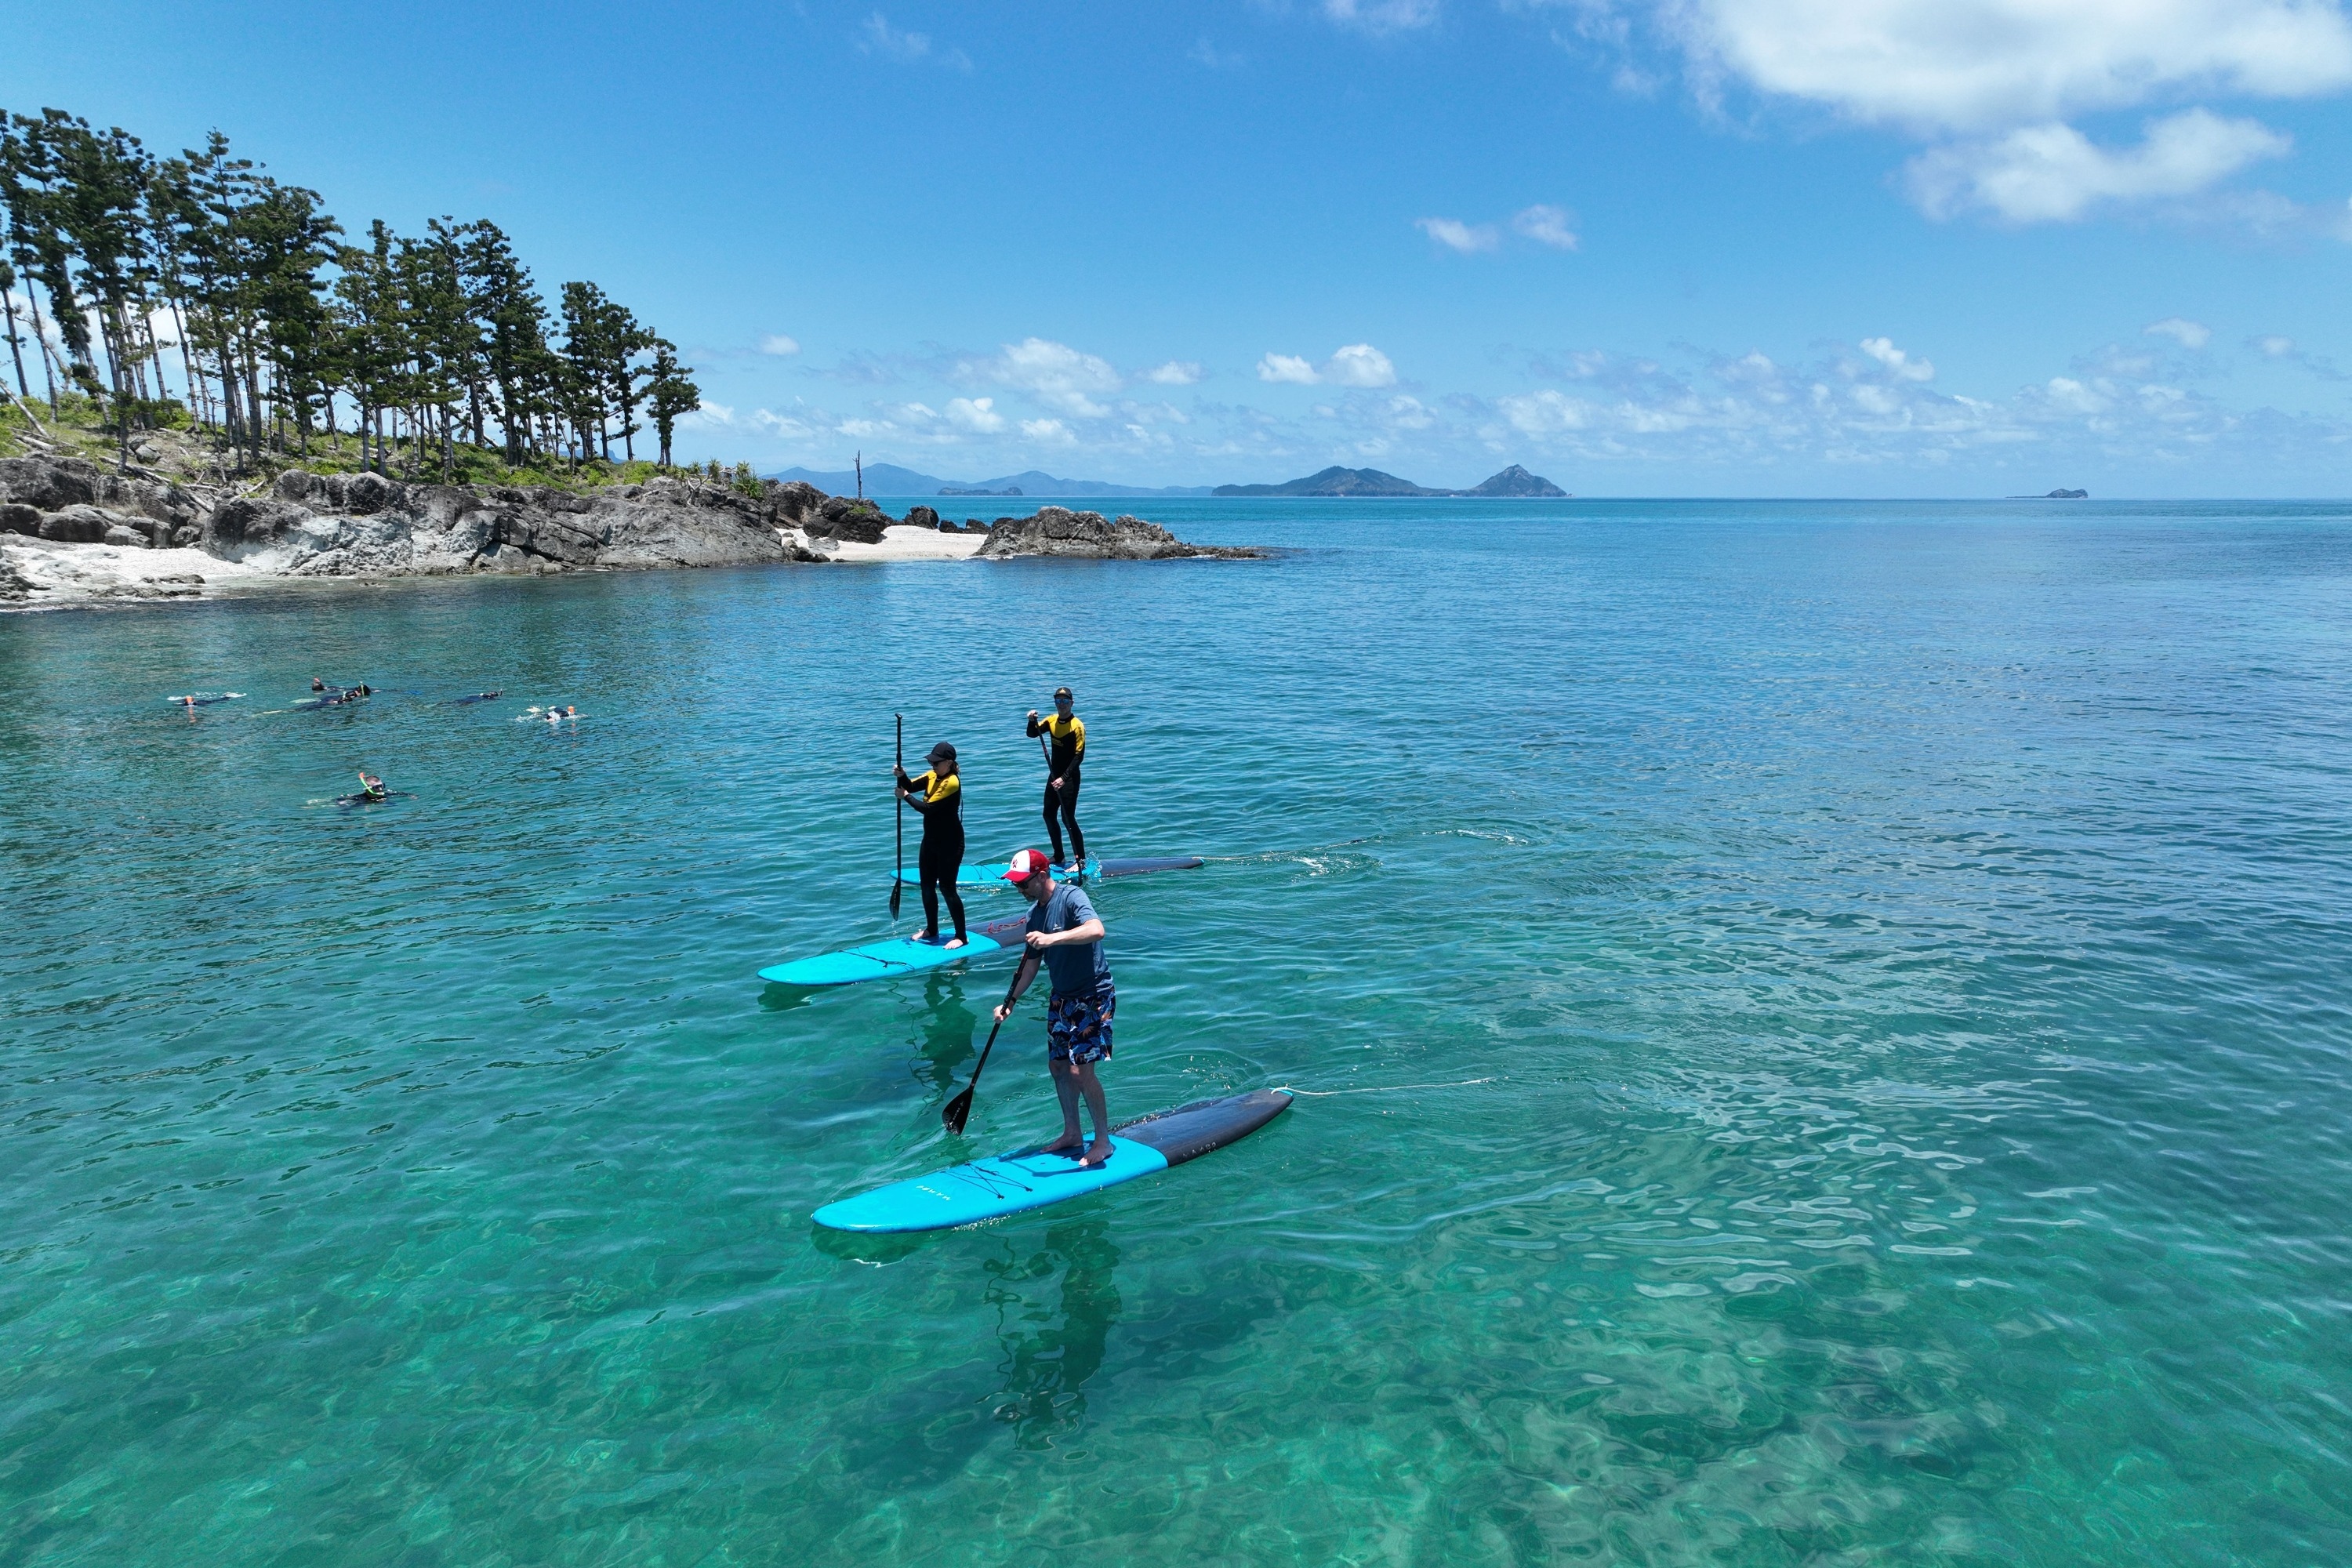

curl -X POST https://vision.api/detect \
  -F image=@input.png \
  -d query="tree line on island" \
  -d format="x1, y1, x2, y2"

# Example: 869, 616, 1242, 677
0, 105, 703, 477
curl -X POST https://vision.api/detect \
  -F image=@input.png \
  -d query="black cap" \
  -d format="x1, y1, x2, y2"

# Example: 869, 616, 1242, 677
1054, 687, 1073, 700
927, 741, 956, 763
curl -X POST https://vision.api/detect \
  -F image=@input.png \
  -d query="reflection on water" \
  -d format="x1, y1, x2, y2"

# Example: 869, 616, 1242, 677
985, 1220, 1123, 1448
916, 971, 980, 1094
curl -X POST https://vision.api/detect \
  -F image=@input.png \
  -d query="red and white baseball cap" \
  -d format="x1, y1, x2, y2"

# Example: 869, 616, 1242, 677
1002, 848, 1054, 883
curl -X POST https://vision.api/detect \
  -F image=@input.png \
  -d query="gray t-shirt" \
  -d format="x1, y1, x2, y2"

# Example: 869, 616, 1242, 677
1027, 882, 1111, 996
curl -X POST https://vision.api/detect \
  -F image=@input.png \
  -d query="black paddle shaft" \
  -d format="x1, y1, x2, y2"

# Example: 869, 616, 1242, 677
943, 953, 1037, 1134
889, 713, 903, 916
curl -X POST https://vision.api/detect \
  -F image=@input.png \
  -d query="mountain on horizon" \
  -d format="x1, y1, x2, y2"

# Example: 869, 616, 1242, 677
768, 463, 1212, 499
1212, 464, 1567, 498
1467, 464, 1569, 497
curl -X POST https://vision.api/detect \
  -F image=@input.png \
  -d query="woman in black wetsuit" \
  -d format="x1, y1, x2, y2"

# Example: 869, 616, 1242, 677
1025, 686, 1086, 868
895, 740, 967, 948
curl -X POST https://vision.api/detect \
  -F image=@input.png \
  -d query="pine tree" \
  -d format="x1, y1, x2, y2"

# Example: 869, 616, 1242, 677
644, 338, 699, 470
2, 103, 689, 482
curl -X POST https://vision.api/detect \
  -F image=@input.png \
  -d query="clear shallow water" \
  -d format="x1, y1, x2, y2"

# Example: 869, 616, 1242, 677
5, 497, 2351, 1566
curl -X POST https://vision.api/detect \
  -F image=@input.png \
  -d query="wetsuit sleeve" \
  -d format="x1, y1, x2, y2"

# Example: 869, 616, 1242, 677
902, 770, 947, 815
912, 773, 962, 815
1027, 715, 1048, 738
1069, 717, 1084, 765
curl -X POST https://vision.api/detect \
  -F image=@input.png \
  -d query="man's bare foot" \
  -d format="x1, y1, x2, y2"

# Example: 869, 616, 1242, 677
1040, 1134, 1083, 1156
944, 936, 967, 949
1078, 1140, 1113, 1168
917, 930, 939, 945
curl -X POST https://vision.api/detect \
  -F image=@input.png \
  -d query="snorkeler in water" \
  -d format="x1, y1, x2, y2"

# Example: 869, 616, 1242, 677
336, 771, 409, 806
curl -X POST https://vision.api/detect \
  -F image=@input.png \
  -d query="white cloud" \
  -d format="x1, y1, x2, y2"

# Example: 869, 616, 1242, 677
758, 334, 800, 357
1417, 216, 1501, 252
1327, 343, 1399, 387
947, 396, 1004, 433
2042, 376, 2107, 415
2145, 317, 2213, 349
1655, 0, 2352, 134
1020, 418, 1076, 444
1860, 336, 1935, 381
1189, 37, 1244, 68
979, 337, 1122, 417
681, 401, 735, 426
862, 12, 929, 59
1145, 360, 1203, 385
2256, 334, 2297, 356
1905, 110, 2292, 222
1552, 1, 2350, 225
752, 408, 819, 441
1496, 388, 1594, 434
1512, 204, 1581, 249
1323, 0, 1442, 33
1258, 345, 1400, 387
859, 11, 971, 69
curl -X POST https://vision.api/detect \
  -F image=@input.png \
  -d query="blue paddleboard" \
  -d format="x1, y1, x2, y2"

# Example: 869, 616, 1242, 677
759, 929, 1005, 988
759, 909, 1033, 988
895, 855, 1200, 889
811, 1089, 1293, 1232
898, 857, 1098, 887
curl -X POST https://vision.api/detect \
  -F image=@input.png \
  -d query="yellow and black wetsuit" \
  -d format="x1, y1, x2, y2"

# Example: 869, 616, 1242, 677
1025, 711, 1087, 863
898, 767, 966, 941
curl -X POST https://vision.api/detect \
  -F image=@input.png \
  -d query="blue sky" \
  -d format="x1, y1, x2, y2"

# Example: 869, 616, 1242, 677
9, 0, 2352, 494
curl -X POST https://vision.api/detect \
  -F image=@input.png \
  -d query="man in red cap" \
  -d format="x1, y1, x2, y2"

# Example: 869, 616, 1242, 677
993, 847, 1116, 1165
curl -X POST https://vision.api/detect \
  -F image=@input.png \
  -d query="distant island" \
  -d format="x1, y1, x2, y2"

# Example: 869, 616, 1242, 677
1212, 464, 1567, 498
770, 463, 1211, 499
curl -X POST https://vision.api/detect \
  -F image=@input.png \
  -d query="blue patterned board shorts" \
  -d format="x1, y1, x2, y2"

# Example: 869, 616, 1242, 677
1046, 982, 1116, 1066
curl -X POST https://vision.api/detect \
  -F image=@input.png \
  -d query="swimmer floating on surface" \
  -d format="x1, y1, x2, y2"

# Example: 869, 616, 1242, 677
336, 770, 410, 807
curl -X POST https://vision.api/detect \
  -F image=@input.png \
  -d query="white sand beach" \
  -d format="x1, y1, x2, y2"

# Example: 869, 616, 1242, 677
799, 525, 986, 563
2, 535, 265, 608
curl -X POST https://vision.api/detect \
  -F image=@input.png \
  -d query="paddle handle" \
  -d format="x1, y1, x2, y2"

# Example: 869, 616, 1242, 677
890, 713, 903, 915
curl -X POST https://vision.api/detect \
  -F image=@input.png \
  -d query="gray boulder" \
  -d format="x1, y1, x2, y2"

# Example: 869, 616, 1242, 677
205, 496, 318, 554
978, 506, 1261, 561
40, 505, 122, 544
0, 456, 99, 511
906, 505, 942, 530
813, 494, 891, 544
0, 456, 203, 532
1, 502, 39, 536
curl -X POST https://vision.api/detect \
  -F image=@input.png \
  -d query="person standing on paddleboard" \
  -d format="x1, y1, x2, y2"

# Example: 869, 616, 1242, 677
994, 847, 1116, 1167
896, 741, 969, 949
1025, 687, 1086, 869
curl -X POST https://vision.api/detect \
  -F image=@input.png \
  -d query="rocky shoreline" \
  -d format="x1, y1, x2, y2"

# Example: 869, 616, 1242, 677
0, 456, 1258, 609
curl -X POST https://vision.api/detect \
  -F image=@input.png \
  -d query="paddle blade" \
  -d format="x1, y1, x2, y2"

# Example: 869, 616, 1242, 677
942, 1087, 974, 1134
889, 881, 902, 916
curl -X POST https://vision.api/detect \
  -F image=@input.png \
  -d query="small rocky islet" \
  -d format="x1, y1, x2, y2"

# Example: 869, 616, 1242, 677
0, 447, 1259, 607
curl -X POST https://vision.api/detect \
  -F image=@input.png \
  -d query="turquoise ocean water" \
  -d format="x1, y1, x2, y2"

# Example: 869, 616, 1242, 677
5, 497, 2350, 1565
